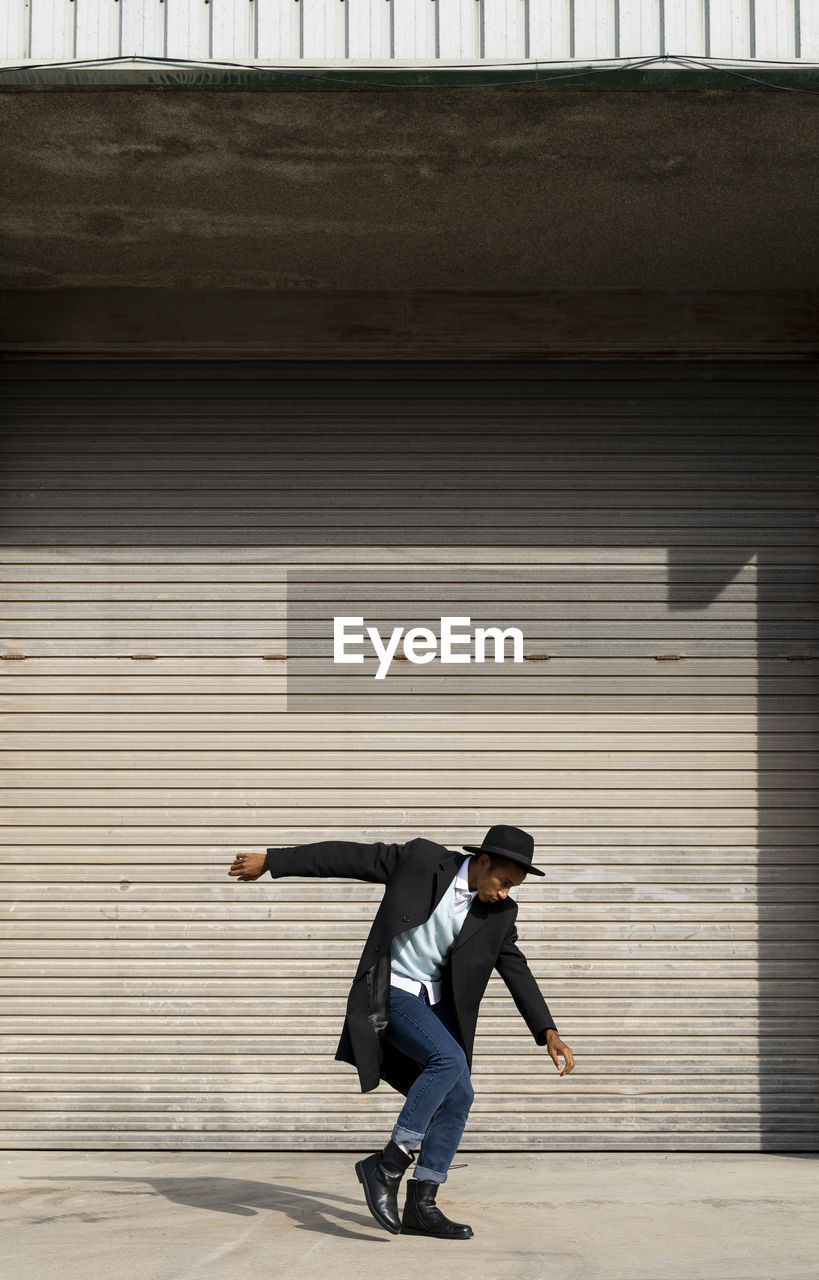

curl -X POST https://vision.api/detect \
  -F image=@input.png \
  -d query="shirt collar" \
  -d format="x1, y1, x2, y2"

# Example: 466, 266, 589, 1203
456, 855, 477, 899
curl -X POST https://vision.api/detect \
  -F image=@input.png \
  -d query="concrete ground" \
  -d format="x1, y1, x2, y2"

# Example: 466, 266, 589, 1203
2, 1151, 818, 1280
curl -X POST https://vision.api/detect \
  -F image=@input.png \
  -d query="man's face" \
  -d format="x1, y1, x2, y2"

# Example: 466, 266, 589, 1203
470, 853, 527, 903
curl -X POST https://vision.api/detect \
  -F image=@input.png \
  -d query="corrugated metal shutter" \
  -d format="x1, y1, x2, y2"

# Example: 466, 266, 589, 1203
1, 356, 816, 1151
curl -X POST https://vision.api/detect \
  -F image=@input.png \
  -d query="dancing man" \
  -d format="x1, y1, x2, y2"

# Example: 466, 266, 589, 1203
229, 824, 575, 1239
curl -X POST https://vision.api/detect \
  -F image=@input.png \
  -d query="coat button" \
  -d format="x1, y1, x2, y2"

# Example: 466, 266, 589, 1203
374, 945, 381, 952
402, 915, 409, 922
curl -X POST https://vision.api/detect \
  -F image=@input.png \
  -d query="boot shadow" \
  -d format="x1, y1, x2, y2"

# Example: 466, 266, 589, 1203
27, 1174, 391, 1242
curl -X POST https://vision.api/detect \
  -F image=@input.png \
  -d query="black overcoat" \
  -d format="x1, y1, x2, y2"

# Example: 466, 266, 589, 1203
265, 836, 558, 1094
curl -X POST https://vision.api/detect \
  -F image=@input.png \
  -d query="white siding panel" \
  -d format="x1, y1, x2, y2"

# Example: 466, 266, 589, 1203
392, 0, 437, 60
754, 0, 797, 58
663, 0, 703, 54
211, 0, 255, 61
802, 0, 819, 57
482, 0, 526, 60
709, 0, 752, 57
121, 0, 165, 58
529, 0, 572, 59
0, 0, 812, 62
0, 357, 816, 1153
75, 0, 122, 58
166, 0, 212, 60
437, 0, 478, 60
301, 0, 346, 59
1, 0, 30, 60
257, 0, 301, 59
575, 0, 616, 59
27, 0, 73, 61
348, 0, 392, 59
618, 0, 660, 56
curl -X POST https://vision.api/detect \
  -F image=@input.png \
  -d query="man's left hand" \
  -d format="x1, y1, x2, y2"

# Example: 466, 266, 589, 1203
545, 1029, 575, 1076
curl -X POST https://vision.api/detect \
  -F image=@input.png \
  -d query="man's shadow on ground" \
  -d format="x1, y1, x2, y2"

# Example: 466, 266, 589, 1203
37, 1175, 389, 1242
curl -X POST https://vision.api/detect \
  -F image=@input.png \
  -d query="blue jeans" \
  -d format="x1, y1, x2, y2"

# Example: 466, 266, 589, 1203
384, 985, 474, 1184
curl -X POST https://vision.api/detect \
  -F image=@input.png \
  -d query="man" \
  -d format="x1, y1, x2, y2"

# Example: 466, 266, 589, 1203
228, 823, 575, 1240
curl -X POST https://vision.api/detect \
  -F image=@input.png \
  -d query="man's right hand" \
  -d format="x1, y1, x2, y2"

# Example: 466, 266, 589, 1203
228, 852, 267, 881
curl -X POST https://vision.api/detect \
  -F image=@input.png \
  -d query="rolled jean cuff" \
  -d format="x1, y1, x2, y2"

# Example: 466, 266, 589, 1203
391, 1123, 426, 1152
414, 1163, 447, 1185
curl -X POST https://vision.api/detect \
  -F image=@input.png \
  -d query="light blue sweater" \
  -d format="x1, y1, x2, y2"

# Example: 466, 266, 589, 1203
390, 860, 474, 990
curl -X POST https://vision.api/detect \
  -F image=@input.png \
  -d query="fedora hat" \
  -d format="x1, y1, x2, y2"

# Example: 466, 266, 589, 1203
462, 824, 545, 877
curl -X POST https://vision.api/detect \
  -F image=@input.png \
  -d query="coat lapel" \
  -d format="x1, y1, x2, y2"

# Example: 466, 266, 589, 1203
428, 851, 463, 917
452, 894, 492, 951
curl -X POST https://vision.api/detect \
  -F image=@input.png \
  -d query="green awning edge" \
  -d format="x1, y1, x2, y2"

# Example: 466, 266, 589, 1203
1, 62, 818, 90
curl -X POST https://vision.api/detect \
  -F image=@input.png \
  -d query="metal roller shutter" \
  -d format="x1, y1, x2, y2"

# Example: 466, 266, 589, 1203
1, 356, 816, 1151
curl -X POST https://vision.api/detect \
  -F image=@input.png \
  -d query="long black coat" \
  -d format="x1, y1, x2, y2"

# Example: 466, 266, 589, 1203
265, 836, 559, 1094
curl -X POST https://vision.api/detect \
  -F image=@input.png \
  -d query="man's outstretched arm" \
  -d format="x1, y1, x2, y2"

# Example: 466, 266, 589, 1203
228, 839, 407, 885
494, 920, 576, 1077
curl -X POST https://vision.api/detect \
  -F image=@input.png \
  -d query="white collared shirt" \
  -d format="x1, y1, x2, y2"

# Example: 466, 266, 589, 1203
390, 855, 477, 1006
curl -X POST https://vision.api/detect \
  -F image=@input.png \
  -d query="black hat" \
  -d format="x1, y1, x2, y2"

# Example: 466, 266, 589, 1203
462, 824, 545, 877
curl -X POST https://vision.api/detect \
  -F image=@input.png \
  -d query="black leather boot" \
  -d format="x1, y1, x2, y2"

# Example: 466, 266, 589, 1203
401, 1177, 474, 1239
355, 1139, 415, 1234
